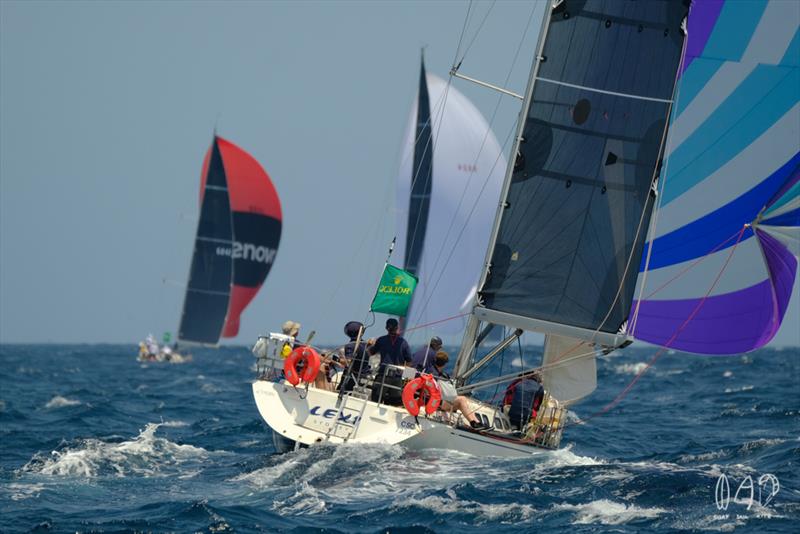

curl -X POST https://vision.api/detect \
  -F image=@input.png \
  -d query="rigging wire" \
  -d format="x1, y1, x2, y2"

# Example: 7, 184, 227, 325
408, 3, 540, 331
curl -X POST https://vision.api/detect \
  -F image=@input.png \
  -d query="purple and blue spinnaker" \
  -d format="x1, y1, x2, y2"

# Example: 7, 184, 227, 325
630, 0, 799, 354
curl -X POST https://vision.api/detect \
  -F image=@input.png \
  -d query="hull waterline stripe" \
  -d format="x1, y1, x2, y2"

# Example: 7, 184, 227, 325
535, 76, 674, 104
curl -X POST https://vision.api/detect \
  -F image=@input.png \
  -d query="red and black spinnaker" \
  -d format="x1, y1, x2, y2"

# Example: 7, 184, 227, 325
179, 136, 282, 345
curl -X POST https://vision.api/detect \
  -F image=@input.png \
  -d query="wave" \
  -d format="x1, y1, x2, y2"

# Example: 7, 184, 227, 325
20, 422, 211, 478
44, 395, 81, 409
551, 499, 666, 525
395, 488, 536, 524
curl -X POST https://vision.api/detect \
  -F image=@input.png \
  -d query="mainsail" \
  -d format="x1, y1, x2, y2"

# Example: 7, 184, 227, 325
179, 136, 282, 344
396, 58, 507, 333
474, 0, 688, 347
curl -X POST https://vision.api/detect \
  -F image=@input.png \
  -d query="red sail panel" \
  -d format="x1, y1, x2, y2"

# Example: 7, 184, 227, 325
200, 136, 282, 339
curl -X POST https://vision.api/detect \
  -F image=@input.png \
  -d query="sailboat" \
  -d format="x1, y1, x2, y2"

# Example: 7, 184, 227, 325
178, 135, 282, 346
395, 55, 506, 333
252, 0, 798, 457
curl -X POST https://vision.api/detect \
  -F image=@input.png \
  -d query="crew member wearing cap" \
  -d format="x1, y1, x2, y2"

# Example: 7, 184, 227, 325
367, 318, 412, 371
281, 320, 302, 357
411, 336, 443, 374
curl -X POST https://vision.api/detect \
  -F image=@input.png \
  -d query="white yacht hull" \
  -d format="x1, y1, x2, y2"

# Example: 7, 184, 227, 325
252, 380, 549, 458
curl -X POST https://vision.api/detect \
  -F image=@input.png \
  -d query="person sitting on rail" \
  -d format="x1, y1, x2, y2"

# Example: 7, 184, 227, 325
431, 351, 489, 431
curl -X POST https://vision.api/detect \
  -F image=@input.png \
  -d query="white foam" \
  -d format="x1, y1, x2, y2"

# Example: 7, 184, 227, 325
552, 499, 666, 525
273, 481, 328, 515
724, 385, 754, 393
614, 362, 648, 375
5, 482, 45, 501
44, 395, 81, 409
535, 444, 604, 469
402, 490, 536, 523
22, 422, 211, 478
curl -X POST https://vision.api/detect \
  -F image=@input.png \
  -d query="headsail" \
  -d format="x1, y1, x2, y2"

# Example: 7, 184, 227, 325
630, 0, 799, 355
396, 59, 507, 333
475, 0, 689, 347
179, 136, 282, 344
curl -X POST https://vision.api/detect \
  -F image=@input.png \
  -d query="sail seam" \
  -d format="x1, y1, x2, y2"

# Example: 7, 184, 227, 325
186, 288, 231, 296
535, 76, 675, 103
196, 237, 233, 244
204, 185, 228, 191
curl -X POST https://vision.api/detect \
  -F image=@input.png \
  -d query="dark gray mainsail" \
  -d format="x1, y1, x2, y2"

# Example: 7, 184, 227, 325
179, 139, 234, 344
475, 0, 688, 343
404, 57, 434, 278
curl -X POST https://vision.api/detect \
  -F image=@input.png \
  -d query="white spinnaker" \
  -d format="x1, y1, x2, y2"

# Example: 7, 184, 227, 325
395, 73, 507, 334
541, 334, 597, 407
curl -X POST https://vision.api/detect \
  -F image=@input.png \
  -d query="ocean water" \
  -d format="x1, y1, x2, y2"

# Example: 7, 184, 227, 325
0, 343, 798, 533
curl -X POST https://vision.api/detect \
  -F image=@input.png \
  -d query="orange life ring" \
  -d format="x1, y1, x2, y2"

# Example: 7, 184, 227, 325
283, 346, 321, 386
402, 374, 442, 417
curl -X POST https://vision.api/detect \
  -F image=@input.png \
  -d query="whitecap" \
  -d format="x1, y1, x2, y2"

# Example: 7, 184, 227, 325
724, 385, 753, 393
614, 362, 648, 375
4, 482, 45, 501
535, 444, 604, 469
21, 422, 212, 478
273, 481, 328, 515
552, 499, 666, 525
44, 395, 81, 409
401, 490, 536, 523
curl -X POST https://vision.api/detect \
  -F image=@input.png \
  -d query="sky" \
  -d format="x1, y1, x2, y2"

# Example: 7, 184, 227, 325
1, 1, 798, 349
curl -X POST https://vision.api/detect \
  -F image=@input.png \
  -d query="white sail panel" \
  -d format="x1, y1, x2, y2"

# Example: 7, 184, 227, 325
396, 73, 507, 334
541, 334, 596, 406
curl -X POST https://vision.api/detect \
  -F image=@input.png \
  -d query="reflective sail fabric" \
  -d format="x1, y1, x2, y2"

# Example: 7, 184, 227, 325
395, 69, 506, 333
180, 136, 282, 344
479, 1, 688, 337
631, 0, 799, 354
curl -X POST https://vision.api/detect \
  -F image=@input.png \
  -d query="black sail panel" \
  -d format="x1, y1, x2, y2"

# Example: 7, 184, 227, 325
480, 0, 687, 335
404, 58, 434, 277
179, 139, 233, 344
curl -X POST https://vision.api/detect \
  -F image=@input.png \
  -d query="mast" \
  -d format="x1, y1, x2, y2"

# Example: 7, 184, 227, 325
454, 4, 553, 379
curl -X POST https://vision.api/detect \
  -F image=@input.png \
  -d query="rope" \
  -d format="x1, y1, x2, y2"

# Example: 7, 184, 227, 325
566, 224, 748, 428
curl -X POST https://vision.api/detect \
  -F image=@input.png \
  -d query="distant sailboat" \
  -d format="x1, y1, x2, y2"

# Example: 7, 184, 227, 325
395, 56, 506, 334
179, 136, 282, 345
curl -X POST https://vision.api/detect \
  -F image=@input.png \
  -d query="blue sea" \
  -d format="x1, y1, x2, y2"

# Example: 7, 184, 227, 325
1, 343, 797, 532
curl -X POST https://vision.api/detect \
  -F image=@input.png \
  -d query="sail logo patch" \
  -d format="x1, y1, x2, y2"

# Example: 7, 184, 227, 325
215, 242, 277, 264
